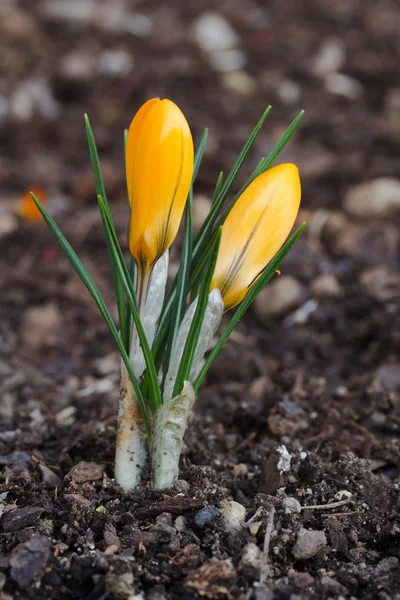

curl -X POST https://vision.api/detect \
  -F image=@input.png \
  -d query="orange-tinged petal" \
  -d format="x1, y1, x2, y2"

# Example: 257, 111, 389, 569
127, 99, 194, 272
126, 98, 160, 205
210, 163, 301, 311
18, 188, 45, 222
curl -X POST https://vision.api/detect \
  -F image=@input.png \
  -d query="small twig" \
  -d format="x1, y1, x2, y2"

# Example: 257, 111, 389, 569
235, 431, 257, 452
259, 505, 275, 587
321, 510, 361, 518
301, 498, 353, 511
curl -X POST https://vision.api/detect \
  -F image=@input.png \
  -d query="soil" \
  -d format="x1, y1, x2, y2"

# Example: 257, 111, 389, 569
1, 1, 400, 599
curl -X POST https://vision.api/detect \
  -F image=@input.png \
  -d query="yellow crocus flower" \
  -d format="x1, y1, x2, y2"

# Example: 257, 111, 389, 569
126, 98, 194, 273
211, 163, 301, 311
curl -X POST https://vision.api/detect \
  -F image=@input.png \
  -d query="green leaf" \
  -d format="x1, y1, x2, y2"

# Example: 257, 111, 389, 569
163, 187, 193, 386
31, 192, 151, 438
212, 171, 224, 207
193, 106, 271, 261
194, 110, 304, 266
172, 228, 222, 398
194, 223, 306, 391
84, 114, 128, 350
192, 129, 208, 182
97, 195, 162, 412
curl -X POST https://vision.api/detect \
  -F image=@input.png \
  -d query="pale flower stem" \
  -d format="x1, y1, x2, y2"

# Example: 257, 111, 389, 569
129, 268, 151, 369
115, 362, 147, 490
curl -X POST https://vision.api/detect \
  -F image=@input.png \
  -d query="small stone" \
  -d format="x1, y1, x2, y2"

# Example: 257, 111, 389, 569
65, 461, 105, 483
311, 273, 341, 298
282, 497, 302, 514
192, 13, 240, 54
232, 463, 248, 478
277, 79, 301, 105
174, 516, 187, 532
194, 506, 221, 528
222, 71, 257, 97
220, 500, 246, 533
1, 506, 43, 533
360, 267, 400, 302
210, 49, 247, 72
61, 51, 97, 80
125, 13, 153, 38
40, 0, 97, 24
10, 534, 51, 587
249, 521, 262, 536
290, 572, 315, 589
320, 575, 348, 595
10, 77, 59, 121
254, 276, 303, 321
240, 542, 262, 574
334, 490, 352, 501
293, 530, 327, 560
374, 556, 399, 575
325, 73, 363, 99
376, 364, 400, 391
313, 37, 346, 76
98, 50, 133, 77
21, 303, 62, 348
38, 464, 63, 487
0, 211, 17, 238
344, 177, 400, 219
192, 13, 246, 72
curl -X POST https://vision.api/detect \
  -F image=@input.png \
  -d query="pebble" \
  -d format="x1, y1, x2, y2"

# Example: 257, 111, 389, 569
174, 516, 187, 532
277, 79, 301, 105
293, 530, 327, 560
320, 575, 348, 596
311, 273, 341, 298
254, 275, 303, 321
65, 461, 105, 483
282, 497, 302, 514
98, 50, 133, 77
222, 70, 257, 97
344, 177, 400, 219
313, 37, 346, 76
0, 211, 17, 238
192, 13, 240, 54
376, 364, 400, 391
192, 13, 246, 72
325, 72, 363, 99
125, 13, 153, 38
194, 505, 220, 528
21, 303, 62, 348
61, 51, 97, 80
360, 266, 400, 302
220, 500, 246, 533
10, 77, 60, 121
240, 542, 262, 574
1, 506, 43, 533
373, 556, 399, 575
40, 0, 97, 25
10, 534, 51, 587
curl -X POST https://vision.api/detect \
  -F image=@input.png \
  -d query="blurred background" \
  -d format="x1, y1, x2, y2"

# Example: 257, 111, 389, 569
0, 0, 399, 428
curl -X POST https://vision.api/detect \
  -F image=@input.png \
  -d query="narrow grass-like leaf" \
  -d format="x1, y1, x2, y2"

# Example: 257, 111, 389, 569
195, 110, 304, 264
163, 188, 193, 385
212, 171, 224, 207
97, 195, 162, 412
193, 129, 208, 182
172, 228, 221, 398
193, 106, 271, 260
84, 114, 128, 349
194, 223, 306, 390
31, 193, 151, 437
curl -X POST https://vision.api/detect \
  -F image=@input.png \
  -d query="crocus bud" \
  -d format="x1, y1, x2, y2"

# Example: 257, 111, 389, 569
211, 163, 301, 310
126, 98, 194, 273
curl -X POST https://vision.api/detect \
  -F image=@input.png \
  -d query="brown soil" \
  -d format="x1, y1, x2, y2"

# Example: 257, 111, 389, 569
0, 1, 400, 599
